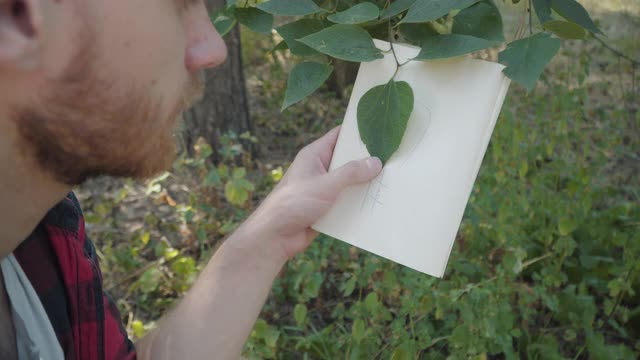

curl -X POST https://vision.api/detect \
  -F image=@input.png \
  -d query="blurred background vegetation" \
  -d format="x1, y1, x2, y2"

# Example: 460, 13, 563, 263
77, 0, 638, 358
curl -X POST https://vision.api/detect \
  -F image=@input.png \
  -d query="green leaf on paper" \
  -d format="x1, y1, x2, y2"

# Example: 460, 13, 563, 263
357, 80, 414, 165
298, 24, 383, 62
452, 0, 504, 41
257, 0, 325, 16
543, 19, 587, 39
233, 7, 273, 34
282, 62, 333, 110
276, 19, 324, 56
380, 0, 416, 19
532, 0, 552, 23
499, 33, 561, 91
551, 0, 603, 35
414, 34, 498, 60
403, 0, 481, 23
328, 2, 380, 24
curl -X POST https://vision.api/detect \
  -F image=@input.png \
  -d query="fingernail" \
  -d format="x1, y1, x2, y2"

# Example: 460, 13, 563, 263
366, 157, 382, 172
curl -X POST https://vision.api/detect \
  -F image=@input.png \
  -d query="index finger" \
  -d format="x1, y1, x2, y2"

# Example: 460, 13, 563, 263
305, 126, 342, 169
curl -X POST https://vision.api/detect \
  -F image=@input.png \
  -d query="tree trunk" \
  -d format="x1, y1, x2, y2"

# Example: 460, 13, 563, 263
326, 60, 359, 99
182, 0, 252, 157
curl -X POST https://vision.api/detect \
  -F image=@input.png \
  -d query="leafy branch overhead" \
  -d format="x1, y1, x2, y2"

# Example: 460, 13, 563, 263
217, 0, 602, 101
215, 0, 602, 162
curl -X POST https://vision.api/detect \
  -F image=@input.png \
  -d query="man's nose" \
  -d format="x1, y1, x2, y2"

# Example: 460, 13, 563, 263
185, 12, 228, 73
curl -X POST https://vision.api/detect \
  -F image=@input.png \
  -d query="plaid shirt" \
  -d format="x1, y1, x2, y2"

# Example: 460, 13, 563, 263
13, 193, 136, 360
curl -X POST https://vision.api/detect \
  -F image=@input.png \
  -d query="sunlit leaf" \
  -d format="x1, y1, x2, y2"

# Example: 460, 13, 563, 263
225, 180, 249, 205
132, 320, 145, 338
543, 19, 587, 39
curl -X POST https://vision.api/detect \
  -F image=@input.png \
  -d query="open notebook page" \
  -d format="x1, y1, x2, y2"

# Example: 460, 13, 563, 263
312, 39, 511, 277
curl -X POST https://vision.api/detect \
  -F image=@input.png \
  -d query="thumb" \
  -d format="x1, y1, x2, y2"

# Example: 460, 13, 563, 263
321, 157, 382, 194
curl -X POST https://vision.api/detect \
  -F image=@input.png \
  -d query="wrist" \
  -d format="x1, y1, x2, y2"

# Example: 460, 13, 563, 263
225, 219, 289, 270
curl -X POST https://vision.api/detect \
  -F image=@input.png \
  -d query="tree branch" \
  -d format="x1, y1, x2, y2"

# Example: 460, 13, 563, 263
593, 35, 640, 67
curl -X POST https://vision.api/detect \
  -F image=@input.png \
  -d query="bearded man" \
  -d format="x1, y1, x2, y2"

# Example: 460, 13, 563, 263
0, 0, 383, 359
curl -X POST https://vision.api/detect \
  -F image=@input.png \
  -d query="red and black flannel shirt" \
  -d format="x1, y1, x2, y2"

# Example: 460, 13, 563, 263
13, 193, 137, 360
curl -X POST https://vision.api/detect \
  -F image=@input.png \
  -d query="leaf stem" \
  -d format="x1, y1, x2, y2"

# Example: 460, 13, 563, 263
388, 20, 410, 79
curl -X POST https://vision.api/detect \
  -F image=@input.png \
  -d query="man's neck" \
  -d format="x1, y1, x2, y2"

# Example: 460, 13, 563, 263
0, 118, 70, 259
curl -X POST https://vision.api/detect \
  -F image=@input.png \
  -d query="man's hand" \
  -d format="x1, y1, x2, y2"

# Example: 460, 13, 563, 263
244, 126, 382, 260
137, 127, 381, 360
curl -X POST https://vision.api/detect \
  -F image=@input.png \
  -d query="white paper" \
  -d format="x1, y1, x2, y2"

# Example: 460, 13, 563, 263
312, 39, 511, 277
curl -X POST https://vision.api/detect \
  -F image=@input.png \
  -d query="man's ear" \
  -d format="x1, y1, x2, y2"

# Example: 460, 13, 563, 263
0, 0, 44, 70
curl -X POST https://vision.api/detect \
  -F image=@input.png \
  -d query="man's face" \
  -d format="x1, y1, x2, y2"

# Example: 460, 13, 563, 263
1, 0, 227, 184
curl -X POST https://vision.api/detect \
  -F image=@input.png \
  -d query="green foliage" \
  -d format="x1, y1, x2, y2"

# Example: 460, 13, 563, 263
533, 0, 553, 23
413, 34, 498, 60
357, 79, 414, 165
275, 19, 325, 56
402, 0, 481, 23
551, 0, 603, 35
282, 62, 334, 110
543, 20, 587, 39
381, 0, 416, 19
297, 24, 384, 62
79, 1, 640, 358
452, 1, 504, 41
499, 33, 562, 91
218, 0, 603, 104
256, 0, 325, 16
242, 69, 638, 357
233, 7, 274, 35
216, 0, 603, 162
83, 40, 640, 356
327, 2, 380, 24
210, 6, 236, 36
